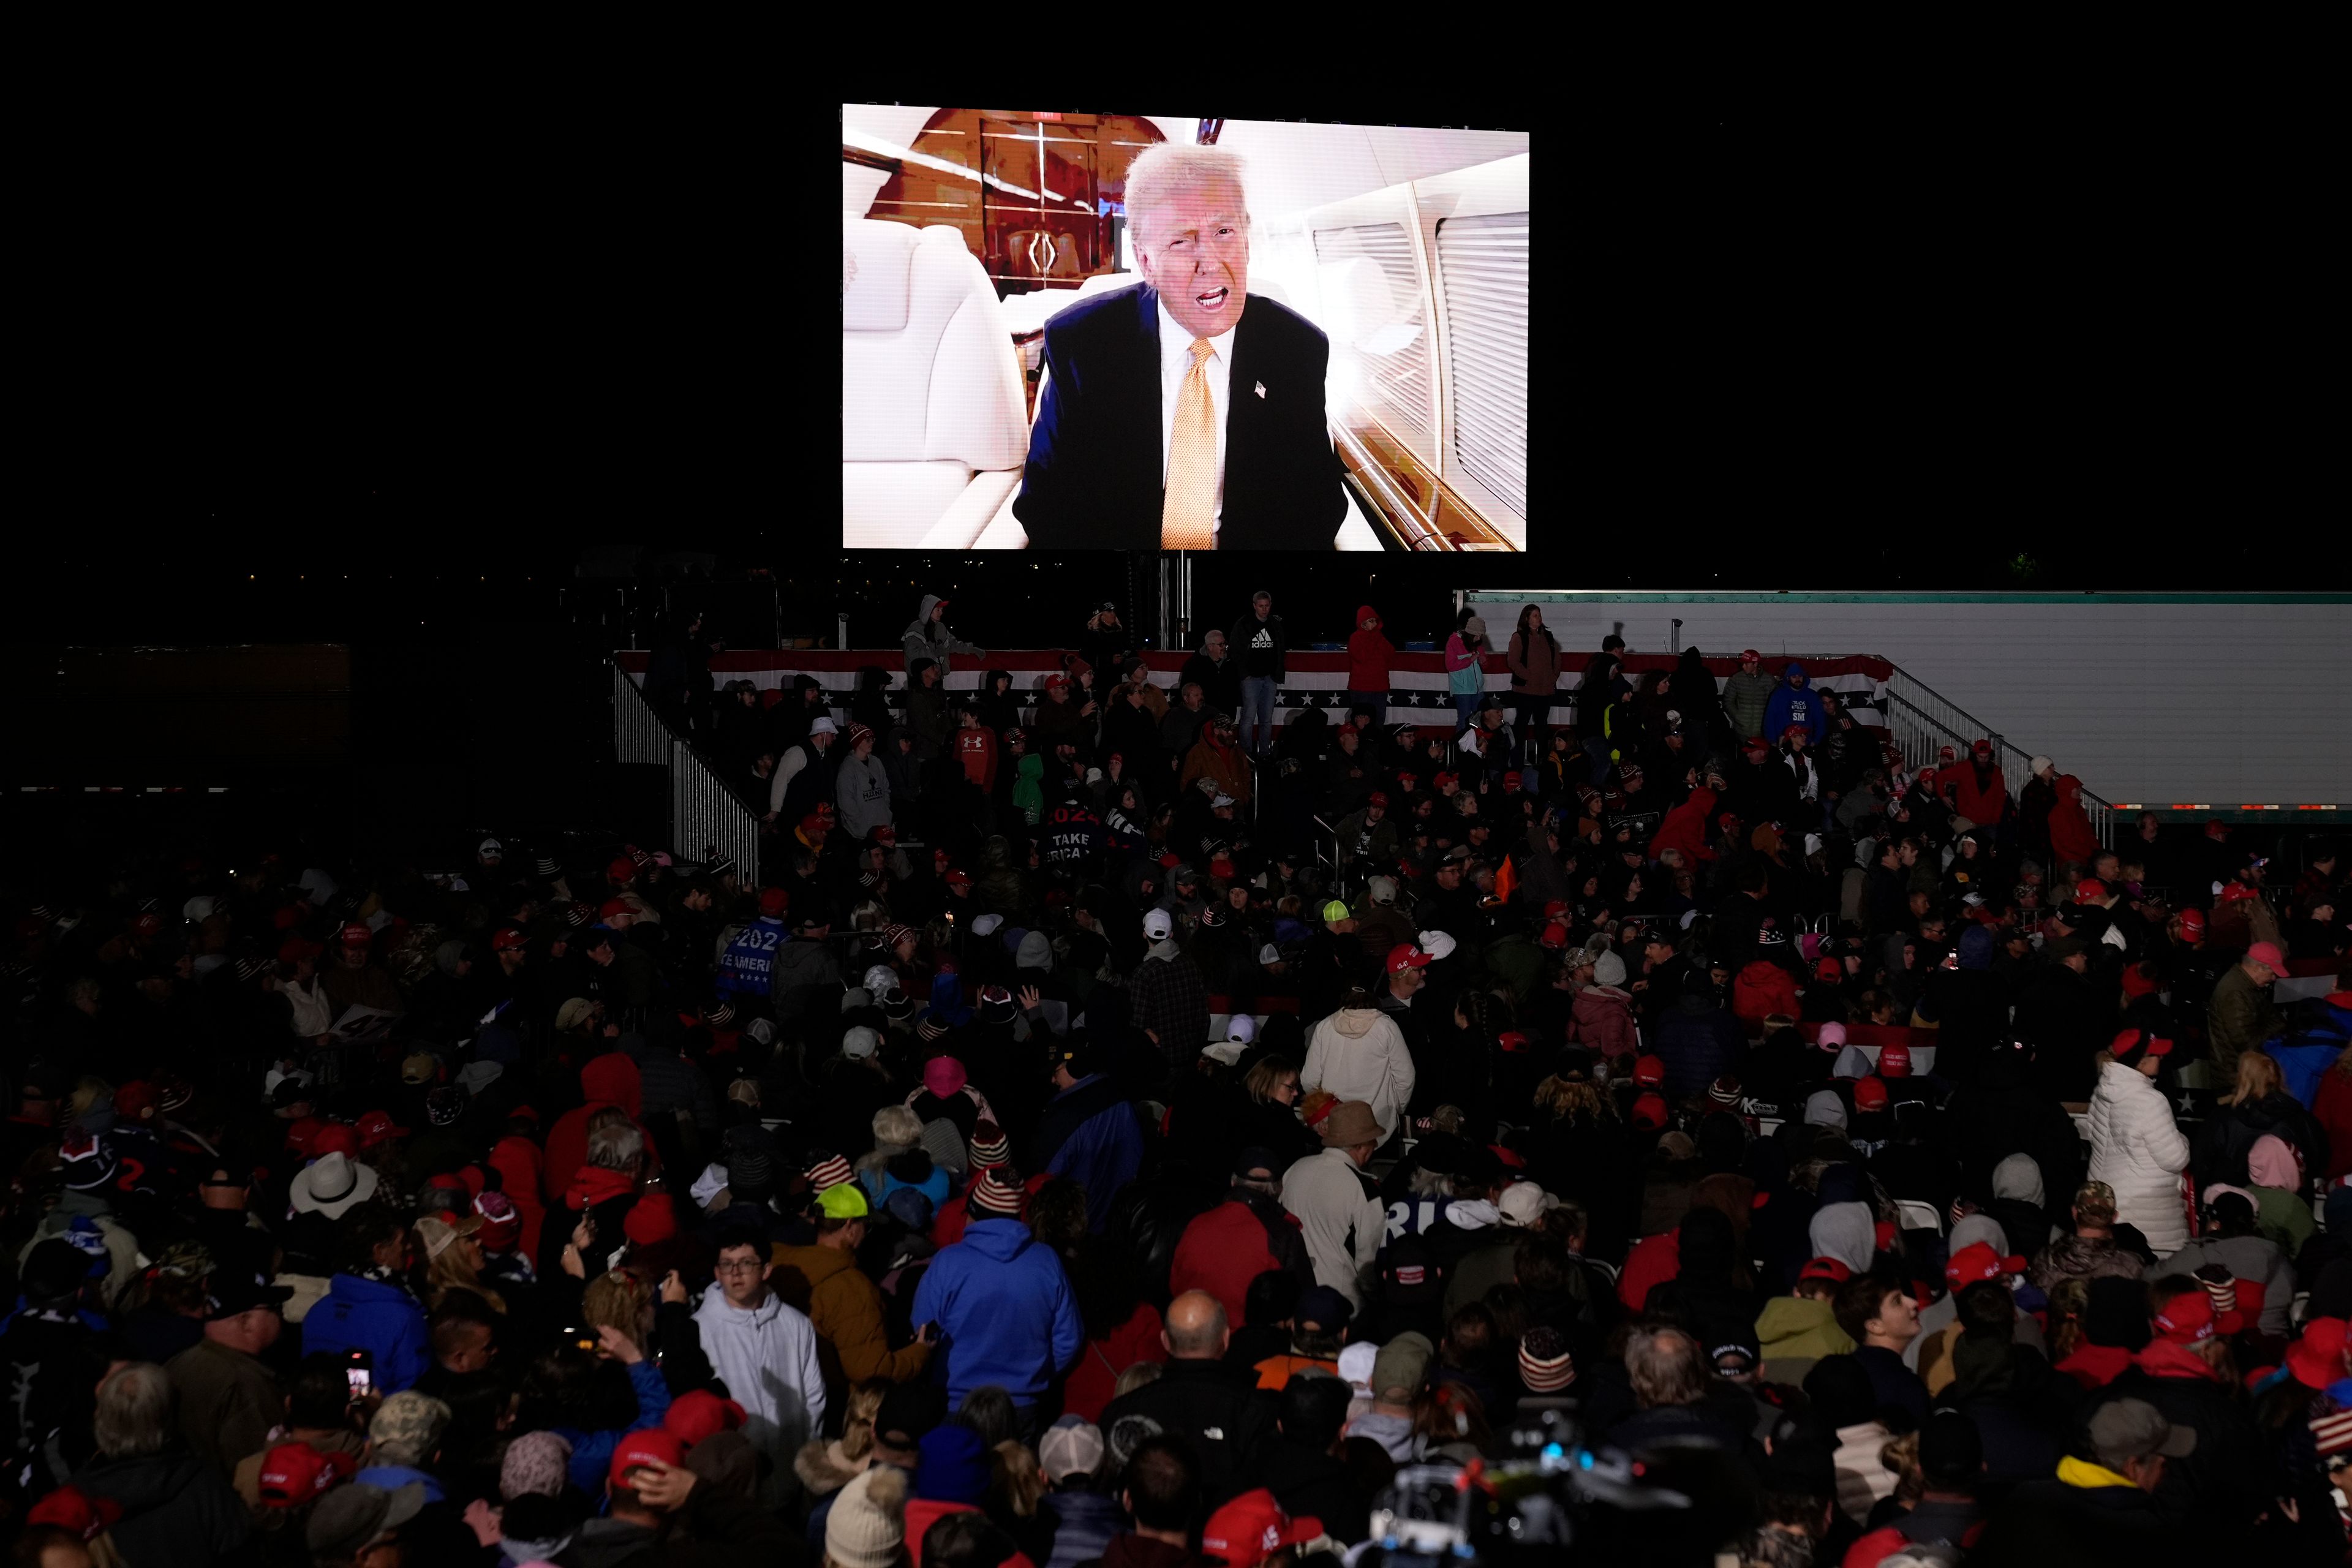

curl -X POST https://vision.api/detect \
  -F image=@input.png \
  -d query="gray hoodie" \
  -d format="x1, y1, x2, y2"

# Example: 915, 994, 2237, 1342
900, 594, 985, 674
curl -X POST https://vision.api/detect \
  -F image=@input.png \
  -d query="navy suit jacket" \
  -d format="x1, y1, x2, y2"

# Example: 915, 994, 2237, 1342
1012, 281, 1348, 550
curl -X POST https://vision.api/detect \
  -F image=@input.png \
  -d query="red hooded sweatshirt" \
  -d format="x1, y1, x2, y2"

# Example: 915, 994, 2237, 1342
1950, 762, 2008, 829
539, 1053, 646, 1205
488, 1134, 550, 1261
1649, 786, 1721, 865
1347, 606, 1394, 693
2048, 775, 2101, 865
1733, 961, 1801, 1027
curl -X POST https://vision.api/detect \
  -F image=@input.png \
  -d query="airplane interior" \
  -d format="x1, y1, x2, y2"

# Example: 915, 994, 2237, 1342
843, 107, 1528, 552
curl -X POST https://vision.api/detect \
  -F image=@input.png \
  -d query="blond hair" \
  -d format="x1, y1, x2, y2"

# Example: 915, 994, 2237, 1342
991, 1439, 1046, 1518
1125, 144, 1249, 254
2223, 1050, 2283, 1107
581, 1268, 654, 1349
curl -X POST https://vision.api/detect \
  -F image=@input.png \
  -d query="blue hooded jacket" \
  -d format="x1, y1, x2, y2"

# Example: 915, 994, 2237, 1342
300, 1273, 430, 1394
1762, 663, 1825, 746
910, 1218, 1084, 1408
549, 1359, 672, 1492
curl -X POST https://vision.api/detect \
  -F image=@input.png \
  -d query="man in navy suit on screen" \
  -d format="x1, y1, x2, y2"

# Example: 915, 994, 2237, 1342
1012, 144, 1348, 551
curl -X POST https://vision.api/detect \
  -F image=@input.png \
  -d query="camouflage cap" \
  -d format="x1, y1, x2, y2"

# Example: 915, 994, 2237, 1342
367, 1392, 453, 1468
2073, 1180, 2118, 1220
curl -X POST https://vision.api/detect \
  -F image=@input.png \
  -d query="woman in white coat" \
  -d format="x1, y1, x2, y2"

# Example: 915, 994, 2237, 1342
2085, 1026, 2192, 1255
1301, 987, 1417, 1150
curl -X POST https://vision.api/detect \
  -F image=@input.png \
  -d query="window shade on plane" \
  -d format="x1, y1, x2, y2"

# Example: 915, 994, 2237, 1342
1437, 211, 1528, 526
1312, 221, 1435, 467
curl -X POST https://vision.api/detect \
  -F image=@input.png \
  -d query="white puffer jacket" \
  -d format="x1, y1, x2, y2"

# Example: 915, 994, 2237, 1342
2086, 1058, 2192, 1254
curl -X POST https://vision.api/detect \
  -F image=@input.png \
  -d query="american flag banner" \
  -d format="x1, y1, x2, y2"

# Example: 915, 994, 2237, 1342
618, 650, 1897, 733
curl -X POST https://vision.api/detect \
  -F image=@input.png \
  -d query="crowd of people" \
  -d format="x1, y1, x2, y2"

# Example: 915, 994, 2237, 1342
5, 592, 2351, 1568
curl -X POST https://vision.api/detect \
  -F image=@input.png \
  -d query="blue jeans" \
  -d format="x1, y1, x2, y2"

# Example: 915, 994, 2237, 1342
1343, 690, 1387, 729
1452, 692, 1482, 734
1242, 676, 1278, 755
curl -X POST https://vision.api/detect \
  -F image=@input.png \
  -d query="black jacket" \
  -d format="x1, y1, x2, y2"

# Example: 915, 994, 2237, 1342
1228, 611, 1289, 681
1014, 282, 1346, 551
1098, 1357, 1278, 1505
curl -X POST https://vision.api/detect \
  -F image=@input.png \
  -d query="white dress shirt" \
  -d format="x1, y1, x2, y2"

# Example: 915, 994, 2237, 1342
1156, 294, 1234, 530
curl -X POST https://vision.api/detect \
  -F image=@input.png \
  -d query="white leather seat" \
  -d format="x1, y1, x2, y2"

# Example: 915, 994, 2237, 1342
842, 219, 1028, 548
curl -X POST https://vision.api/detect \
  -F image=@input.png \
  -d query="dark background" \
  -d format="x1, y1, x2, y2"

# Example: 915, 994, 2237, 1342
8, 81, 2323, 876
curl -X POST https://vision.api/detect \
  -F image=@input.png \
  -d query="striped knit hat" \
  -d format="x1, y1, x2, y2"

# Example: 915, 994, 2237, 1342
2311, 1404, 2352, 1462
968, 1121, 1011, 1170
1518, 1327, 1574, 1393
805, 1155, 856, 1194
967, 1168, 1027, 1219
1708, 1076, 1742, 1106
703, 1001, 736, 1027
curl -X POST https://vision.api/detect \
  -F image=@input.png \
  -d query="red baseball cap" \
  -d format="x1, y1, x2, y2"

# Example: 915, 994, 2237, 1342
1879, 1044, 1912, 1078
1366, 791, 1389, 809
943, 869, 973, 888
114, 1080, 162, 1123
2246, 941, 2290, 975
2075, 879, 2107, 903
257, 1442, 357, 1508
1853, 1076, 1889, 1112
1630, 1092, 1668, 1131
1539, 922, 1570, 950
1798, 1256, 1852, 1284
1740, 650, 1760, 663
2174, 907, 2206, 938
609, 1428, 687, 1490
1944, 1241, 2026, 1291
1971, 738, 1994, 758
2109, 1027, 2174, 1061
758, 887, 790, 918
2154, 1289, 2241, 1344
1497, 1030, 1533, 1055
1632, 1055, 1665, 1088
491, 926, 530, 952
662, 1389, 749, 1446
284, 1116, 325, 1155
1386, 943, 1434, 976
23, 1486, 125, 1540
1201, 1488, 1322, 1568
355, 1109, 410, 1147
2286, 1317, 2351, 1390
338, 922, 372, 948
598, 897, 634, 921
1815, 956, 1842, 981
1434, 772, 1458, 789
607, 856, 639, 883
310, 1123, 360, 1159
1742, 736, 1770, 756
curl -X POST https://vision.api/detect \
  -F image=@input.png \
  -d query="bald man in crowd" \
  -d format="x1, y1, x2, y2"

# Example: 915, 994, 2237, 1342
1095, 1289, 1278, 1504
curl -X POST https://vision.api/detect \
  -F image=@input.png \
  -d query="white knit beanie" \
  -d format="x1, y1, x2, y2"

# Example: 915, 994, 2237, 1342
824, 1462, 907, 1568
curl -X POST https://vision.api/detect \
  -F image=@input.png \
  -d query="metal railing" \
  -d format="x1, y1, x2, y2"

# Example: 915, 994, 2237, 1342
609, 663, 763, 882
1878, 662, 2113, 850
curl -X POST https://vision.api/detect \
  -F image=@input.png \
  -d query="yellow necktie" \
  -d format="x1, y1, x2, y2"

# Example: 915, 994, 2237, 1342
1160, 337, 1218, 549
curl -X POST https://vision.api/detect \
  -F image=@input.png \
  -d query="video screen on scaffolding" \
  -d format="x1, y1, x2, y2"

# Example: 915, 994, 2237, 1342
843, 107, 1528, 552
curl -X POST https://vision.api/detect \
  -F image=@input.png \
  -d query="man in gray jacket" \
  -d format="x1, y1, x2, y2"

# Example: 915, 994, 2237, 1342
902, 593, 985, 676
1724, 649, 1776, 742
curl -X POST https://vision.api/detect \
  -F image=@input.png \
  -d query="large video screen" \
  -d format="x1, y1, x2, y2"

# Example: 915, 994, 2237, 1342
843, 108, 1528, 552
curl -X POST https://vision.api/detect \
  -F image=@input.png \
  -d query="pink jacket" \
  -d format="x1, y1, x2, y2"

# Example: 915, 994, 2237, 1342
1567, 985, 1638, 1059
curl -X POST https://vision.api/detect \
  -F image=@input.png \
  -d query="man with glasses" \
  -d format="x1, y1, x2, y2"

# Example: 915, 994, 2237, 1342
695, 1226, 826, 1506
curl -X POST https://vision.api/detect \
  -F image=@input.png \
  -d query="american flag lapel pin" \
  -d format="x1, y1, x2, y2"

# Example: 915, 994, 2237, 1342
1254, 380, 1266, 399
